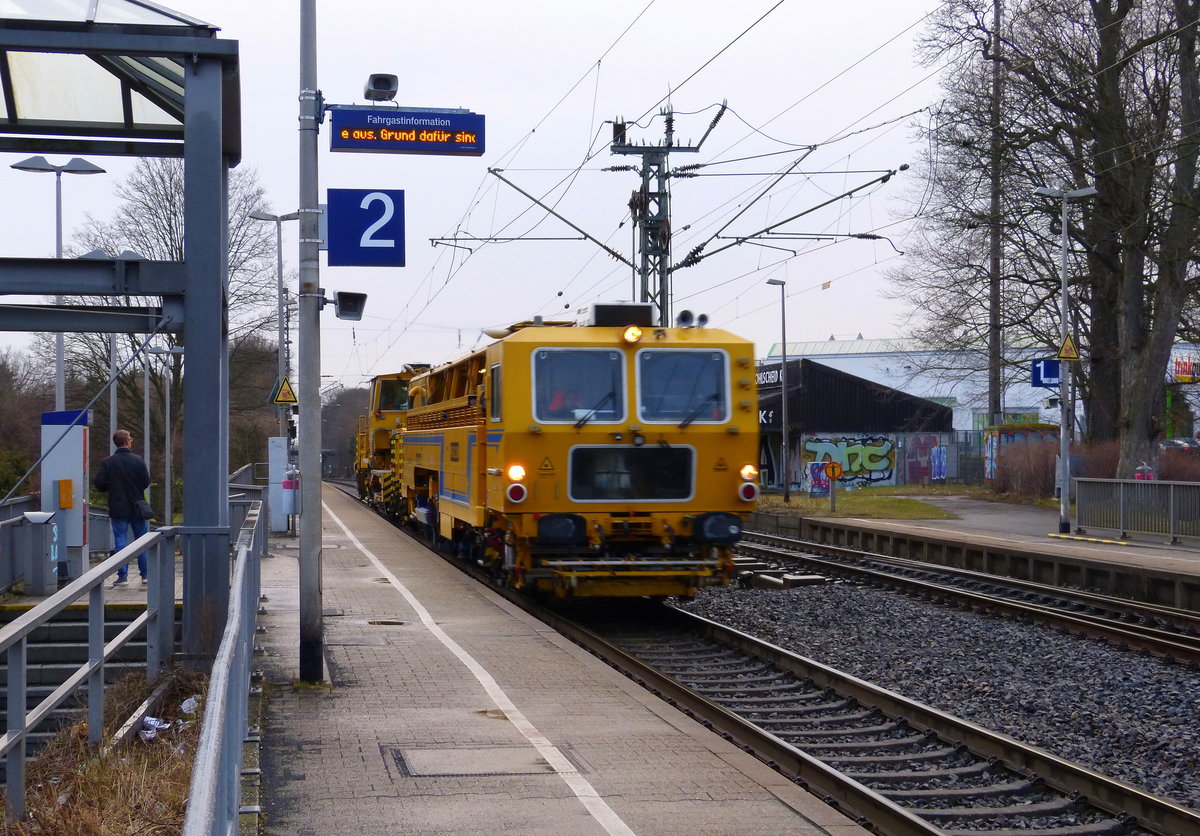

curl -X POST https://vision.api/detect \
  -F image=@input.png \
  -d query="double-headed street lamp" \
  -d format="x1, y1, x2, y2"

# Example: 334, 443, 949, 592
1033, 184, 1097, 534
249, 210, 301, 432
766, 278, 790, 503
147, 345, 184, 523
10, 156, 106, 411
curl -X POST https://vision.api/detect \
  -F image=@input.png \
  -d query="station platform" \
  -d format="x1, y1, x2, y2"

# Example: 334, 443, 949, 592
255, 485, 869, 836
846, 495, 1200, 578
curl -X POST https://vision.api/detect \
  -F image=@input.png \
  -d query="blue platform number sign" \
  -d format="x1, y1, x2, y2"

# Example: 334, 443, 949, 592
327, 188, 405, 267
1031, 358, 1061, 388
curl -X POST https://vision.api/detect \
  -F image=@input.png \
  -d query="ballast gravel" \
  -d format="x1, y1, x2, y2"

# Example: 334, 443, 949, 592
678, 582, 1200, 810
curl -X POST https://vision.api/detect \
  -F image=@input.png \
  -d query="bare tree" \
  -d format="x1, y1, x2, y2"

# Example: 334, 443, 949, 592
71, 157, 277, 340
29, 158, 285, 511
321, 386, 369, 478
0, 348, 52, 496
893, 0, 1200, 475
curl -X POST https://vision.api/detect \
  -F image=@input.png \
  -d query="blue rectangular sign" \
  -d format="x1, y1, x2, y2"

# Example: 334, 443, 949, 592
329, 106, 485, 156
1031, 358, 1061, 388
327, 188, 405, 267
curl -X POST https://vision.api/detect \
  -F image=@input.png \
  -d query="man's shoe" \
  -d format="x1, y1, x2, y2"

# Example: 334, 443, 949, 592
141, 577, 149, 585
112, 577, 128, 587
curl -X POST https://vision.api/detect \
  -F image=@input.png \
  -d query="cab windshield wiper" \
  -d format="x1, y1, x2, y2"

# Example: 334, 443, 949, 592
679, 393, 720, 428
575, 390, 616, 428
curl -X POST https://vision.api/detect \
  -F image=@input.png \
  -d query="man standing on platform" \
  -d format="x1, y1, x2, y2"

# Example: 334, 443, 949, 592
94, 429, 152, 586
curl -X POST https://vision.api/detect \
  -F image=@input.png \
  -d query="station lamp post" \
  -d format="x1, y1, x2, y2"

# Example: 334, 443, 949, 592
147, 346, 184, 522
250, 210, 301, 432
9, 156, 106, 411
1033, 184, 1096, 534
766, 278, 790, 503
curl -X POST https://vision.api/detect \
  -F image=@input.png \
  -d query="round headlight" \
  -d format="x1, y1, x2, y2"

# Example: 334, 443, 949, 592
739, 464, 759, 481
507, 464, 526, 481
622, 325, 643, 344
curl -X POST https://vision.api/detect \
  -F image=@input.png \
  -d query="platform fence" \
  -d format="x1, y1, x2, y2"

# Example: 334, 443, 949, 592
182, 499, 264, 836
0, 528, 179, 823
1075, 478, 1200, 542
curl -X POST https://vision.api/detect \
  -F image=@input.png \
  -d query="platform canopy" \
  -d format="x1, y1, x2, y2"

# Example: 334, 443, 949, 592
0, 0, 242, 657
0, 0, 239, 159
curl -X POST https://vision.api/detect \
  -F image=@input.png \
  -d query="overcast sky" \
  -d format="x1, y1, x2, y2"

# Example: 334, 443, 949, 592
1, 0, 945, 396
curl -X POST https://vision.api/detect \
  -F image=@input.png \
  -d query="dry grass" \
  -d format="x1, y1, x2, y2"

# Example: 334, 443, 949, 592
3, 668, 207, 836
755, 481, 1060, 518
756, 488, 959, 519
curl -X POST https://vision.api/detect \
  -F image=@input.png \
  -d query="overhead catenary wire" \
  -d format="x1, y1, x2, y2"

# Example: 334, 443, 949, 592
349, 0, 980, 381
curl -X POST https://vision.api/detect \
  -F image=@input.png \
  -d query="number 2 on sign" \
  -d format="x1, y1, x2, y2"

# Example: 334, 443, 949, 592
359, 192, 395, 248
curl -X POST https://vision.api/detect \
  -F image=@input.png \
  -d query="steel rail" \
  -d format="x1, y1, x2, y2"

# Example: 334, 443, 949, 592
739, 540, 1200, 664
667, 606, 1200, 836
544, 605, 947, 836
745, 530, 1200, 626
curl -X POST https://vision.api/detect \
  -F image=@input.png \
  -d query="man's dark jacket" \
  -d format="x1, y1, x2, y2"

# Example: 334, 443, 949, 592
94, 448, 150, 519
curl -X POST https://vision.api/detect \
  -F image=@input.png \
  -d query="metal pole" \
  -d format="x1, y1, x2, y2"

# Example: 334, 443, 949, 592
298, 0, 324, 683
143, 348, 151, 483
779, 285, 790, 504
988, 0, 1004, 427
275, 216, 287, 431
54, 171, 65, 411
1057, 193, 1071, 534
767, 278, 790, 501
109, 334, 117, 453
165, 365, 172, 525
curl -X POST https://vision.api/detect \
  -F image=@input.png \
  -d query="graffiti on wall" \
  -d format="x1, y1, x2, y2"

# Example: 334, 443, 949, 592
983, 423, 1059, 481
931, 444, 947, 481
902, 434, 945, 484
802, 435, 896, 487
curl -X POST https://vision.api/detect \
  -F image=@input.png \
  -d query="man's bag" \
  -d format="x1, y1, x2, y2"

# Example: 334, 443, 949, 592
135, 498, 155, 520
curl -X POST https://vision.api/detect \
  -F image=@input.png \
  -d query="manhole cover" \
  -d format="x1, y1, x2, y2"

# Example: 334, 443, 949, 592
388, 747, 558, 777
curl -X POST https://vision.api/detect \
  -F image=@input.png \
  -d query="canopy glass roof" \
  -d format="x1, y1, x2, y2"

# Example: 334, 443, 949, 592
0, 0, 208, 27
0, 0, 236, 157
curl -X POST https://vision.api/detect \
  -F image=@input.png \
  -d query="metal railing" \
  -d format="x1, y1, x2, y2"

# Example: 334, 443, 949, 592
0, 463, 271, 829
0, 497, 38, 592
1076, 478, 1200, 542
182, 503, 264, 836
0, 529, 178, 822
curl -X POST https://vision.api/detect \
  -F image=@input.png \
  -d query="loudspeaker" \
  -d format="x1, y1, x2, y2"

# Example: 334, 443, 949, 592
364, 74, 398, 102
334, 291, 367, 321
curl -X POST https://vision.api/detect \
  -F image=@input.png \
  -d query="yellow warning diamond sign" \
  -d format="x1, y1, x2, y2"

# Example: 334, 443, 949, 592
272, 378, 298, 405
1056, 336, 1080, 362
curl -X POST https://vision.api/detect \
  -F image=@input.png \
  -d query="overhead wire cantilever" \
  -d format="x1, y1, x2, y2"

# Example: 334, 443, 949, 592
487, 168, 633, 266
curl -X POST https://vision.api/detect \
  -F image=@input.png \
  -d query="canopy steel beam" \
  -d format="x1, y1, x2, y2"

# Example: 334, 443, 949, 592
0, 29, 236, 59
0, 258, 186, 295
0, 137, 184, 157
0, 304, 178, 333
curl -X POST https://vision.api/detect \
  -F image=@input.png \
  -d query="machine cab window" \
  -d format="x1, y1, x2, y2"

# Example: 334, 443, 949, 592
533, 349, 624, 423
489, 364, 502, 421
637, 349, 729, 424
375, 378, 409, 412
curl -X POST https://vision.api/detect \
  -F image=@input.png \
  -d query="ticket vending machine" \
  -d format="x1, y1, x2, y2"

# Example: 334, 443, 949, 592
268, 436, 295, 533
40, 410, 90, 582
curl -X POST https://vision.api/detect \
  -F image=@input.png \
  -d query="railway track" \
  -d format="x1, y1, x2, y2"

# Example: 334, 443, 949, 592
560, 601, 1198, 836
329, 482, 1199, 835
740, 532, 1200, 666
